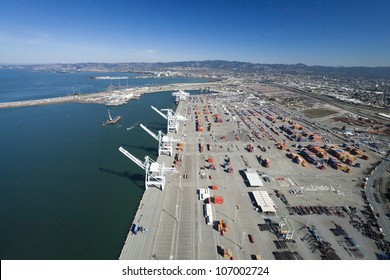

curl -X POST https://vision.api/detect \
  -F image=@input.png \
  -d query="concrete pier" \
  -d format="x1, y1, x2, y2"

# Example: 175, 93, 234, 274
0, 82, 218, 109
118, 90, 380, 260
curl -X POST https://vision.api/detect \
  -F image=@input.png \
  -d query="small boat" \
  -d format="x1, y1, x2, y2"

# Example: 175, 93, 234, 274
103, 110, 121, 126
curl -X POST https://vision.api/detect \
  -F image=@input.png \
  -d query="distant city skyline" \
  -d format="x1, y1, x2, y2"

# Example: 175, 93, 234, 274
1, 0, 389, 67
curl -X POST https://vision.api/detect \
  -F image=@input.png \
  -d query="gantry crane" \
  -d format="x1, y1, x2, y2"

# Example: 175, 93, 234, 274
139, 123, 180, 156
119, 146, 176, 191
172, 90, 190, 102
151, 106, 187, 133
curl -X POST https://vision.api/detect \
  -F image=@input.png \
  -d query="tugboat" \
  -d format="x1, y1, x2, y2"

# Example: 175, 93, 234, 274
103, 109, 121, 126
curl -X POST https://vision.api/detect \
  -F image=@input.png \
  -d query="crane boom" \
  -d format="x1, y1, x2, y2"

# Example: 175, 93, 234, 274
119, 146, 146, 170
151, 106, 168, 119
140, 123, 159, 141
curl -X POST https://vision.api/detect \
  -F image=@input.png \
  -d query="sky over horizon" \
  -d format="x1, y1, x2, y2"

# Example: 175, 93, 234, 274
0, 0, 389, 66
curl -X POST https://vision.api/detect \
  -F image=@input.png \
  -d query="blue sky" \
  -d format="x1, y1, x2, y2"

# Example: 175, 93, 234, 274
0, 0, 389, 66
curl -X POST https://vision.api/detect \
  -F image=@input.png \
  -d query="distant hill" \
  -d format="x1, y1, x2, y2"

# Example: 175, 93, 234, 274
157, 60, 390, 79
3, 60, 390, 79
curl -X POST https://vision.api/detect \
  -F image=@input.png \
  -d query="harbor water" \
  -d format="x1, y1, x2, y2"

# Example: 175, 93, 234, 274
0, 69, 205, 259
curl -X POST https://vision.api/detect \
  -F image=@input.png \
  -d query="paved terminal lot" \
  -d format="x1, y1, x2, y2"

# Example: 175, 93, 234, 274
119, 92, 383, 260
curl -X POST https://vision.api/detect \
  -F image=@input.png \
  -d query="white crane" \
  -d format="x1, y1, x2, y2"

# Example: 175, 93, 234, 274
172, 90, 190, 103
119, 146, 176, 191
151, 106, 187, 133
139, 123, 180, 157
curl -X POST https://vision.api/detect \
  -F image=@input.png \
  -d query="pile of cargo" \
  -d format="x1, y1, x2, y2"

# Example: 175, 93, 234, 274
206, 157, 216, 170
213, 113, 222, 123
257, 155, 270, 168
246, 144, 255, 152
195, 111, 203, 132
309, 133, 322, 141
278, 142, 286, 150
217, 219, 229, 235
177, 142, 184, 151
221, 156, 233, 173
349, 146, 363, 156
328, 157, 341, 169
277, 115, 286, 122
292, 154, 308, 167
220, 246, 233, 259
340, 165, 352, 173
307, 144, 327, 158
293, 123, 302, 130
225, 167, 234, 173
265, 114, 274, 122
281, 125, 295, 135
328, 147, 356, 165
345, 146, 369, 160
208, 164, 216, 170
300, 149, 319, 165
296, 134, 308, 142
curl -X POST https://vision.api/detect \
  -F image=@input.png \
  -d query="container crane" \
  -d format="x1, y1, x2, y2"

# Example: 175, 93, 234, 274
119, 146, 176, 191
139, 123, 180, 156
151, 106, 187, 133
172, 90, 190, 103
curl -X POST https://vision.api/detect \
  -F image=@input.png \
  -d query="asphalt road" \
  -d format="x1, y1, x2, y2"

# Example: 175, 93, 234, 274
366, 156, 390, 239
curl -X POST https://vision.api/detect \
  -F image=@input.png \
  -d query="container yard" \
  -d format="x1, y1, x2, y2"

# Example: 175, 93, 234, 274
118, 89, 389, 260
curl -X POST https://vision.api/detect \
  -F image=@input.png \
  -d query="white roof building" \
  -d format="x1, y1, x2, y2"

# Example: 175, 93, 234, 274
252, 190, 276, 213
245, 169, 263, 187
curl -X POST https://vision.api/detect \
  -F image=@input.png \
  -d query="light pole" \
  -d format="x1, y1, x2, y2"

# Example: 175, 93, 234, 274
306, 214, 311, 227
233, 205, 239, 222
240, 231, 245, 250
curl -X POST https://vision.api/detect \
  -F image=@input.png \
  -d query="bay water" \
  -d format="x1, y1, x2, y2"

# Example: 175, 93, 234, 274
0, 69, 204, 259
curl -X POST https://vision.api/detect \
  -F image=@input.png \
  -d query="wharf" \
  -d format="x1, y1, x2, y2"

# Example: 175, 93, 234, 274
119, 90, 381, 260
119, 95, 273, 260
119, 99, 192, 260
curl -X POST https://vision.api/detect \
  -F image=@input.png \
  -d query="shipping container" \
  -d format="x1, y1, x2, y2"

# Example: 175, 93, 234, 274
213, 196, 224, 204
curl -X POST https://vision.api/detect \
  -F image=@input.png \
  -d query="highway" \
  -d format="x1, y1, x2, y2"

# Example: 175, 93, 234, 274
365, 156, 390, 239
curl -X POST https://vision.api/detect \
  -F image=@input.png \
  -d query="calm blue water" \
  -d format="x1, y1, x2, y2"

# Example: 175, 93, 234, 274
0, 69, 205, 259
0, 69, 207, 102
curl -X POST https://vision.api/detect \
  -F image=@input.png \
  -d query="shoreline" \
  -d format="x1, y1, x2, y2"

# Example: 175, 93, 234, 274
118, 98, 187, 260
0, 82, 219, 109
